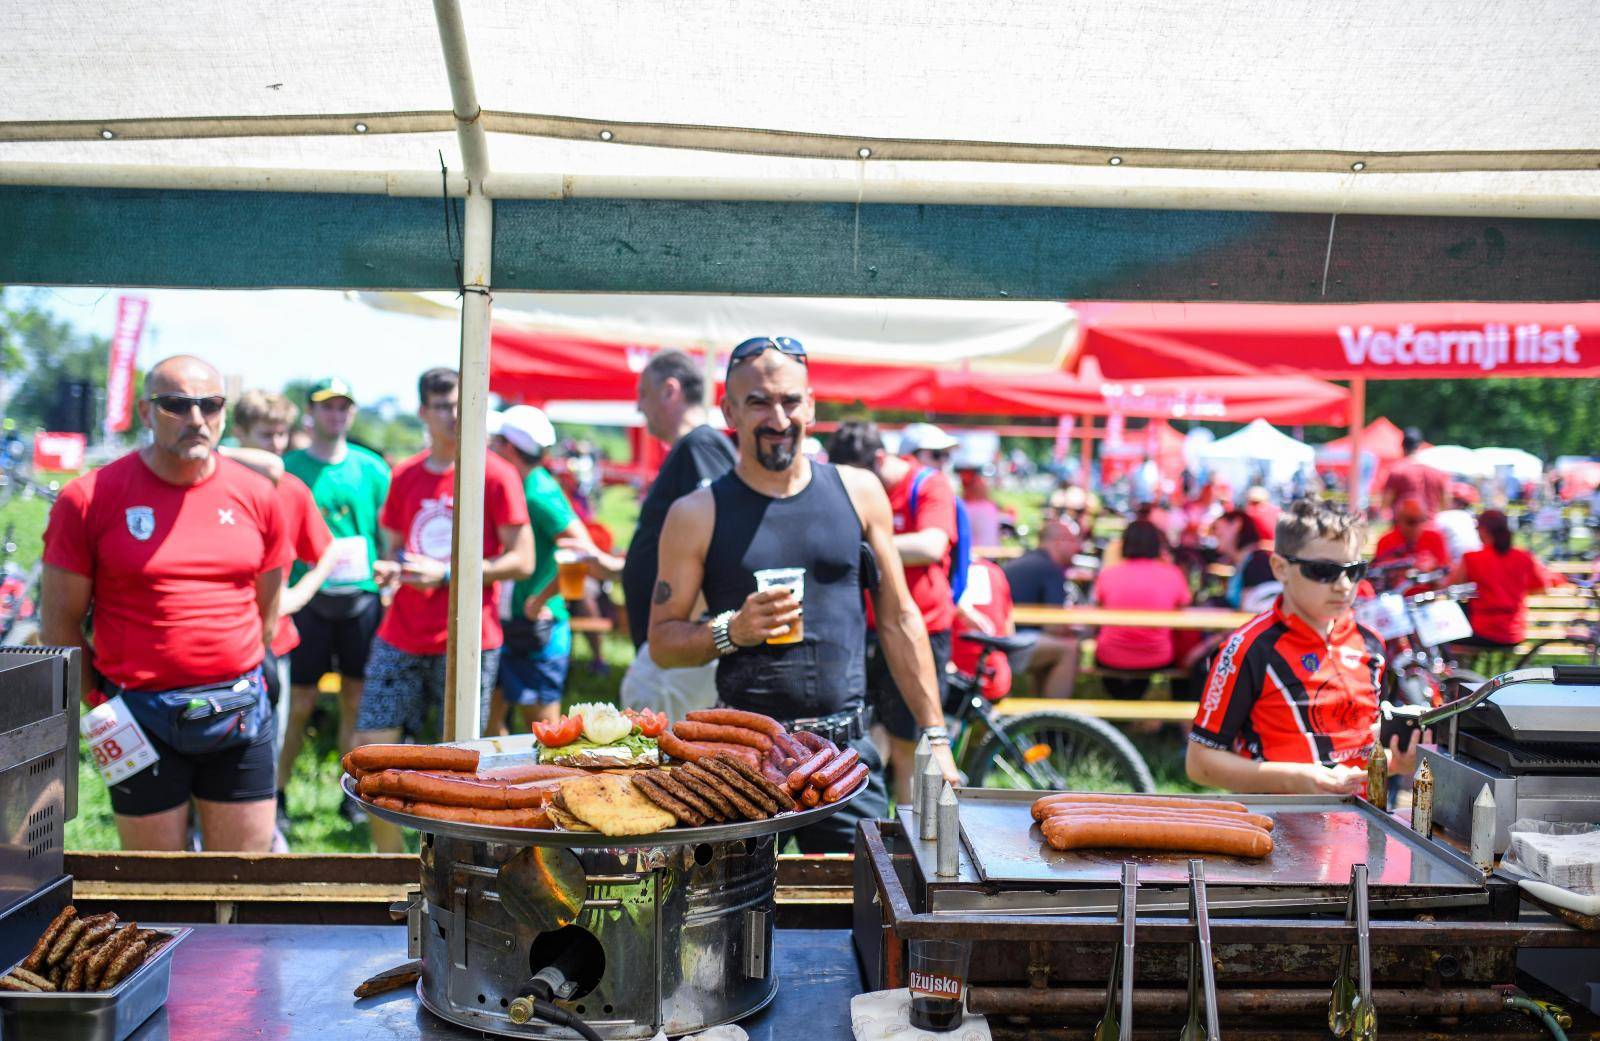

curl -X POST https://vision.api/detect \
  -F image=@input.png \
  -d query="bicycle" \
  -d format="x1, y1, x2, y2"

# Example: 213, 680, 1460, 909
1513, 578, 1600, 669
943, 631, 1156, 793
0, 523, 42, 645
1385, 582, 1486, 707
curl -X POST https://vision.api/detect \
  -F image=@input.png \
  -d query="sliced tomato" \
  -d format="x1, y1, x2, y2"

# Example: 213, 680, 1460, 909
627, 708, 668, 738
530, 719, 564, 746
532, 714, 585, 747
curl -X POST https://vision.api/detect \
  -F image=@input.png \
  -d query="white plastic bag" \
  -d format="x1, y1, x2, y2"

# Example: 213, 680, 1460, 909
1500, 817, 1600, 895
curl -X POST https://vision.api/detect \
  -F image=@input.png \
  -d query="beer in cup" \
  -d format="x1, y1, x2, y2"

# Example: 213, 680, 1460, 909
555, 548, 589, 600
754, 567, 805, 645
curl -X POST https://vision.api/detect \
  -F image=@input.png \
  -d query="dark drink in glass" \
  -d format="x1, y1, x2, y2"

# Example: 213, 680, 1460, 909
907, 939, 968, 1033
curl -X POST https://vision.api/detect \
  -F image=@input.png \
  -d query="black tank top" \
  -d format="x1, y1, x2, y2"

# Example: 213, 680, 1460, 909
703, 462, 865, 719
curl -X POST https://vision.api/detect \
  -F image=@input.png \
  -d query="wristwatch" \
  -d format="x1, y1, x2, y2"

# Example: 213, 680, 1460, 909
710, 610, 739, 656
918, 724, 951, 745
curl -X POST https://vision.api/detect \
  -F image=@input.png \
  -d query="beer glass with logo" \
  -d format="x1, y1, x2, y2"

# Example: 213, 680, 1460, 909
907, 937, 969, 1031
754, 567, 805, 645
555, 548, 589, 601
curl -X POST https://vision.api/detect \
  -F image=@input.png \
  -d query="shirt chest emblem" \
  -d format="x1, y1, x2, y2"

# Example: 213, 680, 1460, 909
217, 508, 236, 526
125, 506, 155, 541
1301, 652, 1320, 673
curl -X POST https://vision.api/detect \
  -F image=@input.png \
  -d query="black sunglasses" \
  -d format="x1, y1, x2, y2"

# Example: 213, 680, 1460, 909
149, 394, 227, 418
1280, 555, 1368, 584
728, 336, 808, 372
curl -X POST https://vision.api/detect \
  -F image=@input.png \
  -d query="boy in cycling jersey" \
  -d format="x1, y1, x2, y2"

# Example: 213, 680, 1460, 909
1187, 498, 1420, 794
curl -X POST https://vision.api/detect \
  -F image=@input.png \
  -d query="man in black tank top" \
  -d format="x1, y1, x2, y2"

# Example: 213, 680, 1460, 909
649, 337, 959, 852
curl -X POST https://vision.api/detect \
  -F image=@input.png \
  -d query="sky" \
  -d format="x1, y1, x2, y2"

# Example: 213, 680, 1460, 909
38, 288, 463, 409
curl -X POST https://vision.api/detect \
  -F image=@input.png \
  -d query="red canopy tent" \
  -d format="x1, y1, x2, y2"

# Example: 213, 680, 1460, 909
489, 324, 1350, 423
1319, 417, 1406, 462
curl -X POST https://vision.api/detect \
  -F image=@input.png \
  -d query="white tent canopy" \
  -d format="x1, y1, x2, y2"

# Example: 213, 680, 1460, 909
1199, 419, 1315, 487
1414, 444, 1488, 478
1474, 447, 1544, 482
4, 1, 1600, 216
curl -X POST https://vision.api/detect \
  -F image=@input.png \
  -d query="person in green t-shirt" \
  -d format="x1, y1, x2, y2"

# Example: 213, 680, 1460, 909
489, 406, 622, 733
279, 377, 391, 815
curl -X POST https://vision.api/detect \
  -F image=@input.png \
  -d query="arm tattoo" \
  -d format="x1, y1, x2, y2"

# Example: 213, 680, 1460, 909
653, 580, 673, 605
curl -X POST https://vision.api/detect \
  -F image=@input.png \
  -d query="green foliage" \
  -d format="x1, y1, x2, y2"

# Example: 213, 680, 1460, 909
1, 287, 118, 434
1364, 378, 1600, 458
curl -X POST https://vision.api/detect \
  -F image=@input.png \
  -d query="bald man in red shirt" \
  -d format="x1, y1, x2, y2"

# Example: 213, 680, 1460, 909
42, 356, 291, 852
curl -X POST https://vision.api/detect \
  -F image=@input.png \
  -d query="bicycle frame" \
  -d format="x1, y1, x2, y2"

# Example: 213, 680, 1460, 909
947, 649, 1069, 789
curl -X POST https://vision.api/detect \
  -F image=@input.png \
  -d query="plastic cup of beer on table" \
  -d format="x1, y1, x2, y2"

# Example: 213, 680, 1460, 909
754, 567, 805, 645
555, 548, 589, 600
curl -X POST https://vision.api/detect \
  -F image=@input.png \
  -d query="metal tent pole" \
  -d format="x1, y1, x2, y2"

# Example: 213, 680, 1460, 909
1348, 378, 1366, 512
433, 0, 493, 742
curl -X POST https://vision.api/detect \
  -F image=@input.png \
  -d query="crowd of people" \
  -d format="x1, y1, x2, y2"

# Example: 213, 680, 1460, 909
35, 349, 1574, 853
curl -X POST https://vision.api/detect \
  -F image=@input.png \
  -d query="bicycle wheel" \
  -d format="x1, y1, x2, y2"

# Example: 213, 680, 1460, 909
970, 711, 1156, 793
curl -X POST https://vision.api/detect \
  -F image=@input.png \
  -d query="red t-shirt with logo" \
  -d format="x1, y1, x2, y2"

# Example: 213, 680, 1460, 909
1191, 599, 1384, 770
882, 463, 959, 632
376, 451, 530, 656
42, 452, 292, 692
950, 559, 1014, 700
1457, 546, 1554, 644
1373, 526, 1450, 575
269, 472, 334, 657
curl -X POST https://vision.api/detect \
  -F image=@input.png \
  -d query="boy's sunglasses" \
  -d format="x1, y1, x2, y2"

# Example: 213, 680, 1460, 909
727, 336, 807, 372
149, 394, 227, 418
1280, 555, 1368, 584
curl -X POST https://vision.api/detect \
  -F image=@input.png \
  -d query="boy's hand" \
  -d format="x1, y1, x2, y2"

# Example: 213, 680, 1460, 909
1302, 763, 1366, 796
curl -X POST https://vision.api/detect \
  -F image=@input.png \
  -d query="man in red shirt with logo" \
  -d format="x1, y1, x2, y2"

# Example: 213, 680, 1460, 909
1373, 498, 1450, 590
827, 421, 959, 803
353, 367, 533, 852
41, 355, 292, 852
1188, 498, 1421, 795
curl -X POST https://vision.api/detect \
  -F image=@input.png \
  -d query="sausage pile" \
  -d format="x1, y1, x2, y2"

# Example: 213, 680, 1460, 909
1, 907, 170, 993
342, 709, 869, 836
1032, 793, 1276, 859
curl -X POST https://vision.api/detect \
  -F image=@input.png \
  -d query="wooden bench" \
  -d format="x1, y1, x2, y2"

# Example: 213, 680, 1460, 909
1012, 605, 1252, 631
994, 696, 1196, 723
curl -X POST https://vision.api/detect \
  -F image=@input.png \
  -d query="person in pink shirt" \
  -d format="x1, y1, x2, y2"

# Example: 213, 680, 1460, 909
1091, 519, 1192, 698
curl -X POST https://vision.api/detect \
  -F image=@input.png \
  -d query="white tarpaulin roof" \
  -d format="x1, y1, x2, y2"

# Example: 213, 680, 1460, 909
359, 292, 1078, 370
4, 1, 1600, 215
1200, 418, 1315, 485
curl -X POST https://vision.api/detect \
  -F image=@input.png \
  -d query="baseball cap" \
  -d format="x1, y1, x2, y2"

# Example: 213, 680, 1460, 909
899, 422, 959, 454
497, 405, 556, 456
308, 377, 355, 404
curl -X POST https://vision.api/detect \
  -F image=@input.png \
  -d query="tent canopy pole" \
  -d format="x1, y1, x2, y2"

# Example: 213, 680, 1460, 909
433, 0, 493, 742
1348, 378, 1367, 512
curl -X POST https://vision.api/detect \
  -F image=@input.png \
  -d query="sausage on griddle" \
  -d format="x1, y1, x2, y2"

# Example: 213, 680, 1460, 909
1037, 802, 1275, 833
1040, 815, 1274, 858
347, 744, 479, 774
1030, 792, 1251, 820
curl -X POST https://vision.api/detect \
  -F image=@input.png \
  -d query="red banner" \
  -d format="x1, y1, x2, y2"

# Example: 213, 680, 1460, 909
1076, 302, 1600, 381
104, 296, 149, 434
34, 431, 86, 471
1052, 415, 1075, 464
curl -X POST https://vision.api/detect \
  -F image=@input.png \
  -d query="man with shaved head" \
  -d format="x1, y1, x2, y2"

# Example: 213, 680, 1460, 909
42, 355, 291, 852
649, 337, 958, 852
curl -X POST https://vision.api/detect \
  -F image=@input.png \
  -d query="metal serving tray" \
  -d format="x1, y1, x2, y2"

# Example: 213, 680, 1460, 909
0, 927, 189, 1041
343, 772, 864, 849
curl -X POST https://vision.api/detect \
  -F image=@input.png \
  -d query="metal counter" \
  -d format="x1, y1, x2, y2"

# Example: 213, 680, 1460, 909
118, 925, 859, 1040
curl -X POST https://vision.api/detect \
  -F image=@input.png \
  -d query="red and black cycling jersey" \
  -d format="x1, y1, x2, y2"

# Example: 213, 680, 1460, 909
1191, 598, 1385, 769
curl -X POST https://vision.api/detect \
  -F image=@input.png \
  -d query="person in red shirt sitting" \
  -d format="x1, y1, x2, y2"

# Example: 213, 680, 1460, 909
1188, 497, 1420, 795
950, 558, 1015, 702
41, 356, 292, 851
1373, 497, 1450, 579
353, 367, 534, 852
1446, 509, 1562, 649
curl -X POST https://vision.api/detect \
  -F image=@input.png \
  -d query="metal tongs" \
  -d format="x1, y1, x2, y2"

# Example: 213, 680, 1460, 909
1095, 863, 1138, 1041
1328, 863, 1376, 1041
1179, 859, 1220, 1041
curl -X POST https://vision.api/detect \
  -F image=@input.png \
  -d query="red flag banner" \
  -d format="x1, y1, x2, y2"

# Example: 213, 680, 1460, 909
1052, 415, 1075, 464
104, 296, 149, 434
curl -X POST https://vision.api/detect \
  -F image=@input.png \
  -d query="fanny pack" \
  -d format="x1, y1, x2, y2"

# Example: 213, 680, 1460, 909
117, 668, 271, 756
503, 614, 558, 657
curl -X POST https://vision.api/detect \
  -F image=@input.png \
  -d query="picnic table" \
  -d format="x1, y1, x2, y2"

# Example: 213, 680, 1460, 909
1011, 605, 1253, 631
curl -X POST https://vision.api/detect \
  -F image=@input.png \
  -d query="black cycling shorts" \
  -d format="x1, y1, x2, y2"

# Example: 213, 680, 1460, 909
868, 627, 951, 741
289, 591, 382, 685
106, 723, 277, 816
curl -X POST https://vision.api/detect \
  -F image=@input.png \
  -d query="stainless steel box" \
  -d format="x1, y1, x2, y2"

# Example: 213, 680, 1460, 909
0, 927, 189, 1041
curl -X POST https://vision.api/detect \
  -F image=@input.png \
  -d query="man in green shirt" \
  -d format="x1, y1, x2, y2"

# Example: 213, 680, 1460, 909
280, 377, 391, 801
489, 406, 621, 732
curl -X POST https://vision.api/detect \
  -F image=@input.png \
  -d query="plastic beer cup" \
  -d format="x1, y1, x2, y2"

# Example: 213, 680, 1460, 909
754, 567, 805, 645
555, 548, 588, 600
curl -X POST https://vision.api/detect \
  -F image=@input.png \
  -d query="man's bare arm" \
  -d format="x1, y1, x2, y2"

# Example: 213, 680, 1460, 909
255, 569, 284, 653
40, 564, 94, 698
484, 523, 534, 583
280, 540, 339, 617
217, 446, 284, 484
647, 492, 719, 666
1185, 742, 1364, 795
894, 527, 950, 567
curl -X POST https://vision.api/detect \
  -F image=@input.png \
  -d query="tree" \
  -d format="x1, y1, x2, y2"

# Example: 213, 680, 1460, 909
1, 287, 115, 436
1364, 378, 1600, 459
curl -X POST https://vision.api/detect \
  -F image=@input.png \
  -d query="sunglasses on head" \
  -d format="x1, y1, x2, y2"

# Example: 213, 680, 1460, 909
728, 336, 807, 371
149, 394, 227, 418
1280, 555, 1368, 584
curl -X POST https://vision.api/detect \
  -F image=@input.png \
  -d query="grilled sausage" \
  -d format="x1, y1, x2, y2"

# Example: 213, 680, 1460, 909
370, 796, 552, 829
684, 709, 788, 739
1040, 815, 1274, 858
474, 763, 587, 783
632, 774, 706, 826
719, 753, 796, 809
702, 757, 784, 815
658, 732, 762, 767
670, 721, 774, 752
791, 731, 839, 756
348, 744, 479, 773
809, 748, 860, 791
23, 906, 74, 971
7, 967, 55, 991
786, 750, 835, 793
47, 919, 87, 967
1036, 802, 1275, 833
1031, 792, 1251, 821
669, 768, 736, 819
822, 762, 869, 803
98, 940, 149, 990
67, 915, 118, 960
0, 976, 41, 992
87, 923, 140, 990
359, 769, 561, 809
680, 763, 767, 820
64, 950, 92, 992
340, 751, 368, 779
655, 772, 723, 821
801, 785, 821, 807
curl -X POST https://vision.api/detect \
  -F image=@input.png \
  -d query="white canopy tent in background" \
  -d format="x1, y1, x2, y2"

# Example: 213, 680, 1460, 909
1474, 447, 1544, 483
6, 0, 1599, 741
1199, 419, 1316, 489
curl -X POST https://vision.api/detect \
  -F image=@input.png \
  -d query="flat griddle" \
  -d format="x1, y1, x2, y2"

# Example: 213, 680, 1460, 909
904, 790, 1490, 916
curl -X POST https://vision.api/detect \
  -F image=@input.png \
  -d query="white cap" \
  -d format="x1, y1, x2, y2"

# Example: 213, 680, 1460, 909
899, 422, 959, 454
485, 408, 505, 438
497, 404, 556, 455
